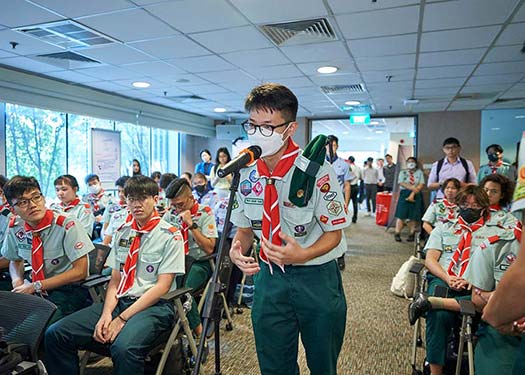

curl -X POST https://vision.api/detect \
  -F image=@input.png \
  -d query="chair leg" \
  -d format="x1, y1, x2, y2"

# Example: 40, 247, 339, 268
79, 351, 91, 375
197, 281, 211, 315
466, 318, 475, 375
177, 299, 204, 375
220, 292, 234, 330
455, 315, 467, 375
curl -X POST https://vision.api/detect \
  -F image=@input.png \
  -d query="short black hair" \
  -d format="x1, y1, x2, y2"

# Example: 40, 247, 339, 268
327, 135, 339, 144
0, 175, 8, 189
385, 154, 392, 158
54, 174, 79, 190
348, 156, 355, 162
244, 83, 298, 122
486, 144, 503, 154
443, 137, 460, 147
115, 176, 130, 189
200, 149, 211, 158
480, 174, 514, 207
165, 178, 192, 199
123, 175, 159, 198
193, 173, 207, 184
441, 177, 461, 193
367, 157, 373, 162
407, 156, 417, 164
3, 176, 41, 205
159, 173, 177, 190
150, 171, 161, 180
182, 172, 192, 180
85, 174, 99, 184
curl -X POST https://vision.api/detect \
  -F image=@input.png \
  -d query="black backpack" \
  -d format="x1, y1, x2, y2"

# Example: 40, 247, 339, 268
436, 157, 470, 182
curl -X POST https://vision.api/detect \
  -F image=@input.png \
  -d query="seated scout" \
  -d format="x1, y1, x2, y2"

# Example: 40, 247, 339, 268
102, 176, 130, 246
1, 175, 93, 325
0, 174, 12, 290
51, 174, 95, 237
82, 173, 112, 222
45, 175, 185, 375
163, 178, 218, 338
422, 177, 460, 235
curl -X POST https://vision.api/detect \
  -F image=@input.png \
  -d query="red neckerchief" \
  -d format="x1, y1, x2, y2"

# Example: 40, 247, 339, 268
490, 160, 503, 174
90, 189, 105, 212
409, 170, 415, 184
448, 216, 484, 277
61, 197, 81, 212
181, 201, 199, 255
116, 211, 161, 297
256, 139, 301, 273
442, 198, 457, 221
489, 204, 502, 212
24, 210, 54, 283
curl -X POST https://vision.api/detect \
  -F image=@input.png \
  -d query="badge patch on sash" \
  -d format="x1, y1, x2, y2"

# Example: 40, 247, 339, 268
253, 181, 263, 196
320, 215, 329, 224
326, 201, 343, 216
317, 174, 330, 187
251, 220, 262, 230
323, 191, 337, 201
65, 221, 75, 230
15, 229, 25, 242
249, 170, 259, 183
320, 183, 330, 193
240, 180, 252, 196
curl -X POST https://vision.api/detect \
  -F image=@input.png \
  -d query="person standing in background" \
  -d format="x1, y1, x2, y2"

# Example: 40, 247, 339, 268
209, 147, 233, 200
347, 156, 361, 223
376, 158, 385, 192
363, 157, 378, 216
383, 154, 396, 193
477, 144, 517, 184
194, 149, 214, 179
132, 159, 142, 176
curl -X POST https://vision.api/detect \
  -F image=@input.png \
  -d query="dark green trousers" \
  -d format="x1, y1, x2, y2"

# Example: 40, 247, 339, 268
184, 260, 212, 330
425, 275, 470, 366
252, 260, 347, 375
475, 323, 521, 375
44, 298, 174, 375
46, 285, 89, 326
513, 335, 525, 375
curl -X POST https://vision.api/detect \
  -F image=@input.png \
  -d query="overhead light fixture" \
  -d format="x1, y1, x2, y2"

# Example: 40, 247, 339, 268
132, 81, 150, 88
515, 115, 525, 119
403, 99, 420, 106
344, 100, 361, 106
375, 130, 384, 134
214, 107, 227, 113
370, 120, 380, 125
342, 131, 349, 135
317, 66, 338, 74
491, 127, 501, 131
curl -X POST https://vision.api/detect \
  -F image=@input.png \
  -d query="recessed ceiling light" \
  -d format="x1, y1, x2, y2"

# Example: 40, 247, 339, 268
515, 115, 525, 119
344, 100, 361, 106
214, 107, 227, 113
491, 127, 501, 131
370, 121, 380, 125
342, 131, 349, 135
132, 81, 150, 88
317, 66, 338, 74
375, 130, 384, 134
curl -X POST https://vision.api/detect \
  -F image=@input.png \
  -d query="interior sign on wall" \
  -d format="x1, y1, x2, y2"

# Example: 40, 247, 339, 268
349, 113, 371, 125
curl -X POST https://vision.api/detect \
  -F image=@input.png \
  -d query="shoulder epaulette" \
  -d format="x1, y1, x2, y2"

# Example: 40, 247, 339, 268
55, 214, 67, 227
84, 203, 91, 209
8, 215, 17, 227
203, 206, 212, 214
1, 207, 10, 216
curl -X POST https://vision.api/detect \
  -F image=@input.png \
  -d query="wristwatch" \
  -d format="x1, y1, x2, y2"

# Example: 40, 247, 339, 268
33, 280, 43, 294
190, 222, 198, 230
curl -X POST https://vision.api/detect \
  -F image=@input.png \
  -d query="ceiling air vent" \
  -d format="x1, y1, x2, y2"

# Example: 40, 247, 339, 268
163, 95, 208, 104
321, 84, 366, 94
494, 97, 525, 103
32, 51, 101, 69
13, 20, 118, 49
260, 18, 337, 46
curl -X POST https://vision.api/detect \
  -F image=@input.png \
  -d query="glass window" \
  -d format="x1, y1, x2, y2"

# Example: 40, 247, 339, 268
151, 127, 179, 175
67, 114, 114, 192
5, 103, 66, 197
116, 121, 151, 177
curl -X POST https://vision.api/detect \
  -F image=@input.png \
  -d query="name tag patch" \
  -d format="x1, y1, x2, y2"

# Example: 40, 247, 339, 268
251, 220, 262, 230
245, 198, 263, 205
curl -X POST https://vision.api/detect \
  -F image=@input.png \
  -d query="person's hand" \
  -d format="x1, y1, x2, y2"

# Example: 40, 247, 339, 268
106, 317, 126, 343
451, 278, 470, 291
262, 232, 306, 265
446, 276, 467, 291
494, 318, 525, 336
229, 240, 260, 275
12, 279, 35, 294
178, 210, 193, 226
94, 312, 113, 343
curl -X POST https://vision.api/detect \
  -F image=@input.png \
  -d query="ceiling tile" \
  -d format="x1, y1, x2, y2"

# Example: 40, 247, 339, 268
415, 87, 460, 97
361, 69, 415, 83
130, 35, 210, 59
76, 65, 141, 80
190, 26, 273, 54
423, 0, 519, 32
474, 61, 525, 75
420, 26, 500, 52
272, 76, 315, 89
0, 1, 63, 28
309, 73, 363, 86
182, 84, 231, 96
328, 0, 418, 14
417, 65, 475, 79
418, 48, 486, 67
79, 9, 178, 43
296, 60, 357, 75
145, 0, 248, 33
112, 78, 171, 90
161, 73, 209, 86
467, 73, 524, 85
79, 44, 153, 65
0, 29, 63, 56
336, 6, 420, 39
415, 77, 465, 88
31, 0, 134, 18
197, 69, 255, 84
84, 81, 128, 92
123, 61, 186, 76
280, 42, 350, 63
0, 48, 16, 59
496, 22, 525, 45
347, 34, 417, 57
221, 48, 289, 68
462, 83, 514, 92
170, 55, 235, 73
229, 0, 328, 24
113, 88, 156, 99
484, 45, 525, 62
513, 4, 525, 22
44, 70, 98, 83
356, 54, 415, 71
0, 56, 64, 73
245, 64, 303, 80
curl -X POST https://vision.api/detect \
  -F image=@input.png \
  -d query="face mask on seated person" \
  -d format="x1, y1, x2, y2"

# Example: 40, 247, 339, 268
88, 184, 101, 195
248, 124, 292, 158
487, 153, 499, 163
194, 184, 207, 195
407, 162, 416, 170
458, 207, 482, 223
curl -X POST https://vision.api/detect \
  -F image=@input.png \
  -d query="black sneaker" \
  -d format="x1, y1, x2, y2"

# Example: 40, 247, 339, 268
407, 233, 415, 242
352, 217, 357, 223
408, 292, 431, 325
394, 233, 402, 242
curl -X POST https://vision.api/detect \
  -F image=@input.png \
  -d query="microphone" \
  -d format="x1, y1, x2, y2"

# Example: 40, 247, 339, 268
217, 145, 262, 178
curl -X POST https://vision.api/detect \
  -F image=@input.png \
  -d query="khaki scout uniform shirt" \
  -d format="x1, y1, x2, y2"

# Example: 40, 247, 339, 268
107, 219, 185, 298
51, 201, 95, 236
162, 204, 218, 259
1, 213, 93, 278
231, 154, 350, 266
0, 206, 11, 246
422, 200, 459, 226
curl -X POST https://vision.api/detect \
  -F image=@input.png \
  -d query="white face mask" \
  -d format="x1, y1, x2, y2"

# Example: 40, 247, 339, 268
88, 184, 101, 194
407, 162, 416, 170
248, 124, 292, 157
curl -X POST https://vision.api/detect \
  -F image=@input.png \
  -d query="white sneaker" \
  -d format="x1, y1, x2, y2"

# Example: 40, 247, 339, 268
365, 212, 371, 217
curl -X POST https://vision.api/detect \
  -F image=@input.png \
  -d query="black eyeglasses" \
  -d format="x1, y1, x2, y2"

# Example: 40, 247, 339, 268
242, 120, 292, 137
13, 193, 44, 209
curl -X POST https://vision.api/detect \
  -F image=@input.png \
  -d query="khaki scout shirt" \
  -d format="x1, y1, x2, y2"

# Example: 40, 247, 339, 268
1, 212, 93, 278
231, 153, 350, 266
0, 206, 11, 246
162, 204, 218, 259
107, 219, 185, 298
51, 201, 95, 236
422, 200, 459, 226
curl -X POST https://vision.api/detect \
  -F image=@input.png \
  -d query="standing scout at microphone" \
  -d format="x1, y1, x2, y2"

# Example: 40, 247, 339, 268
229, 83, 349, 375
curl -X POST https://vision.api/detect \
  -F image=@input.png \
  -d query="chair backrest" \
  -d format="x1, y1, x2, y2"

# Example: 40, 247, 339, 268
0, 291, 56, 361
88, 243, 112, 276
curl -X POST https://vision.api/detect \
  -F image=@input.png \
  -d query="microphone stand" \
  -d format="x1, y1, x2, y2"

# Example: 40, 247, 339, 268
192, 170, 241, 375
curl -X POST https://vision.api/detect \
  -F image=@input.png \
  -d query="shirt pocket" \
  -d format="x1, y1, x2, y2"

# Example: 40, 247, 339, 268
43, 246, 65, 261
282, 206, 315, 228
139, 252, 163, 281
